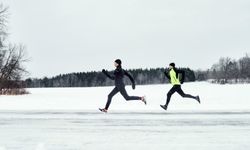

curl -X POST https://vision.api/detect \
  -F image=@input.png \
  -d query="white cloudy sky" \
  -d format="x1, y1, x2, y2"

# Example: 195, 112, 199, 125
1, 0, 250, 78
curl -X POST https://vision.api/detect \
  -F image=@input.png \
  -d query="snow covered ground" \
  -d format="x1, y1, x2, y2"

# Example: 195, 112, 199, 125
0, 82, 249, 150
1, 82, 250, 111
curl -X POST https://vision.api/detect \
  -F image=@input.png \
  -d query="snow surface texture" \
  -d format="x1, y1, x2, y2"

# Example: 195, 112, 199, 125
0, 82, 249, 150
0, 82, 249, 111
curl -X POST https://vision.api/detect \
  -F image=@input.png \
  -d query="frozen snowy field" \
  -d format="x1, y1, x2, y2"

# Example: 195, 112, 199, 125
0, 82, 249, 150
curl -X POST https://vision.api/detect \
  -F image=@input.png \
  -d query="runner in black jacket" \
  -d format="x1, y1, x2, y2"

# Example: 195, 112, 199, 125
99, 59, 146, 113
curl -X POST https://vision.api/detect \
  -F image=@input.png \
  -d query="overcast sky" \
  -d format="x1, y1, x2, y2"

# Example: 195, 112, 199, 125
2, 0, 250, 78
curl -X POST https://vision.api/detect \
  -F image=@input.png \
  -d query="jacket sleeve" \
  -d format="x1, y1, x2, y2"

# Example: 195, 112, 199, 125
102, 69, 115, 80
177, 69, 185, 83
124, 70, 135, 85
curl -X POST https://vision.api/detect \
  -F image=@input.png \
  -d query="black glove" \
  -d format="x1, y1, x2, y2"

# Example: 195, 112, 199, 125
132, 83, 135, 89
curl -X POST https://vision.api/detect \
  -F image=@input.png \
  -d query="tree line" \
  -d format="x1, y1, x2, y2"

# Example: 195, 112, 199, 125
25, 68, 196, 88
196, 54, 250, 84
24, 53, 250, 88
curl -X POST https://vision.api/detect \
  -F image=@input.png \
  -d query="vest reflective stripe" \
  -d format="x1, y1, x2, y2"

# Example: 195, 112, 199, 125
170, 69, 181, 85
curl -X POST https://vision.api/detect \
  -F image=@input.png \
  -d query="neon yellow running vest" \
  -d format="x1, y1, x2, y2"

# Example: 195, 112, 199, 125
169, 69, 181, 85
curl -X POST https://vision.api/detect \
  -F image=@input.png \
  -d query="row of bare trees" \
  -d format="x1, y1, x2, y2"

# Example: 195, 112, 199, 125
196, 54, 250, 84
0, 4, 28, 95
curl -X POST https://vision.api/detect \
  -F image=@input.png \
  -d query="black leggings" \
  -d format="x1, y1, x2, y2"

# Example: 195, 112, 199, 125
165, 85, 196, 106
105, 86, 141, 110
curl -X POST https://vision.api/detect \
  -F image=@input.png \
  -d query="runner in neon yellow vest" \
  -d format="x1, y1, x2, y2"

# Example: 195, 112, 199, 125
160, 63, 200, 111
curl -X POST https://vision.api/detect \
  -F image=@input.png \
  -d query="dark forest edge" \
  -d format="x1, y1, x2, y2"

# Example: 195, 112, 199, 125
25, 53, 250, 88
24, 68, 195, 88
24, 53, 250, 88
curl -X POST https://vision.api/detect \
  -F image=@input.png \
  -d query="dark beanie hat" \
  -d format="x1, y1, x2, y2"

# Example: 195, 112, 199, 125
169, 62, 175, 67
115, 59, 122, 65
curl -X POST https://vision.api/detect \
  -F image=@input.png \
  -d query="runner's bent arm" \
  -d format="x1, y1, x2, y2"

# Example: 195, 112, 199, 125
102, 69, 115, 80
124, 70, 136, 89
